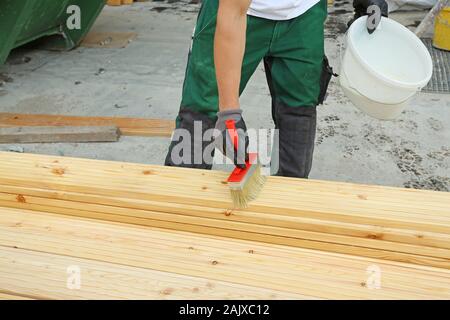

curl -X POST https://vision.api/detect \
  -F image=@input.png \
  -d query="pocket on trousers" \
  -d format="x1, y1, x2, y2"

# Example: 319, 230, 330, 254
317, 55, 337, 105
192, 0, 219, 40
193, 14, 217, 39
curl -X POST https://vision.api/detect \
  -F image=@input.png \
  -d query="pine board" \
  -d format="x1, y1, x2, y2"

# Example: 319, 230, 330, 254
0, 246, 306, 300
0, 126, 120, 143
1, 208, 449, 299
0, 152, 449, 268
0, 292, 34, 300
0, 193, 448, 269
0, 113, 175, 137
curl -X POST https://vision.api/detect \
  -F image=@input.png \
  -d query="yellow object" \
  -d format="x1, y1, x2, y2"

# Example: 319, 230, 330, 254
107, 0, 133, 6
433, 6, 450, 51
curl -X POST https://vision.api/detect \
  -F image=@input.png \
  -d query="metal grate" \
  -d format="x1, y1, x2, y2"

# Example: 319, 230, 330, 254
422, 38, 450, 94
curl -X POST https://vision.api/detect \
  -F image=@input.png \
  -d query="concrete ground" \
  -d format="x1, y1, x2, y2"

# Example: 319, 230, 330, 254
0, 0, 449, 191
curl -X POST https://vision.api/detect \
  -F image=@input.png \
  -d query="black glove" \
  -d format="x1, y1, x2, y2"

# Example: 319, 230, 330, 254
349, 0, 388, 34
214, 109, 249, 169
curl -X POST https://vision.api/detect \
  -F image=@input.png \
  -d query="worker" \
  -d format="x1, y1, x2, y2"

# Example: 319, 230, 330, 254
165, 0, 388, 177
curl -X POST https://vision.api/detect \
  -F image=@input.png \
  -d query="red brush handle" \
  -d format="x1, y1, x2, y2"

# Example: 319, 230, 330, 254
225, 119, 238, 151
227, 153, 258, 183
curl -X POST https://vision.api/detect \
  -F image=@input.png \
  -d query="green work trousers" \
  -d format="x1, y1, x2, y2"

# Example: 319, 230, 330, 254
165, 0, 329, 177
180, 0, 328, 120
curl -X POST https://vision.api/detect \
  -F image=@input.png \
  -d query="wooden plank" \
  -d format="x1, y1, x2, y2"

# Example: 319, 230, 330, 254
1, 208, 449, 299
0, 113, 175, 137
1, 152, 449, 225
0, 152, 449, 268
0, 192, 449, 269
107, 0, 123, 6
2, 184, 450, 250
0, 292, 34, 300
0, 246, 307, 300
0, 126, 120, 143
2, 182, 450, 248
415, 0, 449, 37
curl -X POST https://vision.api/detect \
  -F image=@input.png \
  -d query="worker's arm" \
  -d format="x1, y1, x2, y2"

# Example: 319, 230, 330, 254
213, 0, 251, 168
214, 0, 251, 111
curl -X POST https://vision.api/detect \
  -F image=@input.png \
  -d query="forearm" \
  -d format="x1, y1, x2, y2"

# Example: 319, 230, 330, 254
214, 0, 251, 111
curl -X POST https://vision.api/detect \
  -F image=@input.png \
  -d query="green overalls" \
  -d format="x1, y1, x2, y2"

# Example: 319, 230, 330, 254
165, 0, 329, 178
182, 0, 327, 119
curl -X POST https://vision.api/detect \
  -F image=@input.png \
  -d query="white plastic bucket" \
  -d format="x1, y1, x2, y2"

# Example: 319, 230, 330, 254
340, 16, 433, 119
340, 70, 411, 119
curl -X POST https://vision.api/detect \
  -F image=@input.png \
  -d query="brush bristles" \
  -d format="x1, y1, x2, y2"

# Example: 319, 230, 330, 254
230, 165, 266, 209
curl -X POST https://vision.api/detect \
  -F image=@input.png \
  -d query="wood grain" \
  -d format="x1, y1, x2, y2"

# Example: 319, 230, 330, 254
0, 292, 34, 300
0, 126, 120, 143
0, 193, 449, 269
0, 246, 307, 300
0, 113, 175, 137
0, 152, 449, 299
0, 152, 449, 268
1, 208, 449, 299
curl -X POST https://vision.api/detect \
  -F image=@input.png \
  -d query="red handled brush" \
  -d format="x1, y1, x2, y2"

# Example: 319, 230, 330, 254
225, 120, 266, 209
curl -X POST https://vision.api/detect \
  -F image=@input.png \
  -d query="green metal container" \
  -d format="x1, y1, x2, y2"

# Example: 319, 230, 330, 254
0, 0, 106, 65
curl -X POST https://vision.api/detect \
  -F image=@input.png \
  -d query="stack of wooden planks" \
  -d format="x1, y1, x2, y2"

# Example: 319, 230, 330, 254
0, 151, 449, 299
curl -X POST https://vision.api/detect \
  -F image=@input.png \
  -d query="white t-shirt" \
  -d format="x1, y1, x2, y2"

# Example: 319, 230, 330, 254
248, 0, 320, 20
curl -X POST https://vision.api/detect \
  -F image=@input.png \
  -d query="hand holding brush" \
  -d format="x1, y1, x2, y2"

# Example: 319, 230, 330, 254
214, 110, 266, 209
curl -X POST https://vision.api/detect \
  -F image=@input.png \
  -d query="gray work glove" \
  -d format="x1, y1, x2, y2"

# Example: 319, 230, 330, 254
348, 0, 388, 34
214, 109, 249, 169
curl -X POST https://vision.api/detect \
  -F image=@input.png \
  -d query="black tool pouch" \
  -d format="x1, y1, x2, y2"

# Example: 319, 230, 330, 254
317, 55, 338, 105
